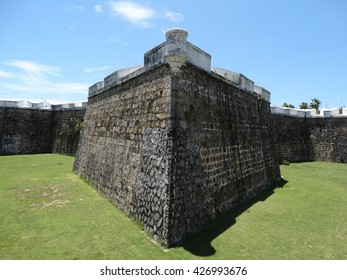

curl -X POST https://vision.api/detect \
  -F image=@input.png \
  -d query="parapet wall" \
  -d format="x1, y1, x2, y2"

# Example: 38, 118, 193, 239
271, 105, 347, 118
0, 100, 87, 110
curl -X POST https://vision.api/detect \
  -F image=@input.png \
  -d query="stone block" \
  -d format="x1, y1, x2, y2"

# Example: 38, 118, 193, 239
62, 103, 75, 110
17, 100, 32, 108
213, 67, 254, 92
0, 101, 17, 108
32, 102, 45, 109
254, 85, 271, 102
88, 81, 104, 97
321, 108, 339, 117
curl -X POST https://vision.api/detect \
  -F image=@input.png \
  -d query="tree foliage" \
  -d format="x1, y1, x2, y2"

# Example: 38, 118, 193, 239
282, 102, 295, 108
300, 102, 308, 109
309, 98, 321, 110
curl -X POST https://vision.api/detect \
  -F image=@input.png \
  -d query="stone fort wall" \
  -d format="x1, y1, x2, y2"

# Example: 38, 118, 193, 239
2, 104, 345, 164
166, 64, 280, 245
0, 102, 85, 156
73, 29, 281, 246
271, 114, 347, 163
73, 64, 173, 245
1, 28, 346, 247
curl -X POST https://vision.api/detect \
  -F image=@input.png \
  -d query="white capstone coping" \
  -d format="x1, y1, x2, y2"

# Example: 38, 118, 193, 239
213, 67, 255, 93
301, 109, 317, 117
0, 101, 17, 107
32, 102, 46, 109
186, 42, 211, 72
269, 105, 347, 118
104, 65, 143, 90
165, 28, 188, 56
90, 28, 212, 97
271, 106, 287, 115
0, 100, 87, 110
270, 106, 299, 117
297, 110, 307, 118
62, 103, 75, 109
17, 100, 33, 108
254, 85, 271, 102
144, 43, 166, 69
289, 108, 298, 116
88, 81, 105, 97
146, 28, 211, 72
321, 108, 340, 117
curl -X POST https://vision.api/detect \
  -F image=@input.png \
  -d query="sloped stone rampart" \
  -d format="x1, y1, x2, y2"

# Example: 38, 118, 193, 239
73, 62, 281, 247
73, 65, 173, 246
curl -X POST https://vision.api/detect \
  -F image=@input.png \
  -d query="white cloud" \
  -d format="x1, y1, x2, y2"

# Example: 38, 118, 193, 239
83, 66, 111, 73
73, 5, 85, 12
0, 70, 15, 78
164, 10, 184, 23
94, 4, 103, 13
0, 60, 88, 96
110, 1, 155, 28
5, 60, 61, 76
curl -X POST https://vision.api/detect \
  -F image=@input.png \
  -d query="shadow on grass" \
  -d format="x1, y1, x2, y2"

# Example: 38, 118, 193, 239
181, 179, 288, 257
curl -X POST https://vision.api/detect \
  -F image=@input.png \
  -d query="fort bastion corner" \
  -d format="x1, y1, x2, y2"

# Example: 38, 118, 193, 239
72, 28, 280, 247
1, 29, 346, 247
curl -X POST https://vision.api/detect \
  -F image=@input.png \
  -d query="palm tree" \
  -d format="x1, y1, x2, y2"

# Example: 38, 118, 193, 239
282, 102, 295, 108
300, 102, 308, 109
309, 98, 321, 111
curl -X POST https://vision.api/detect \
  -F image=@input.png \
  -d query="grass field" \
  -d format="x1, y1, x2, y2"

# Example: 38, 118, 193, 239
0, 154, 346, 259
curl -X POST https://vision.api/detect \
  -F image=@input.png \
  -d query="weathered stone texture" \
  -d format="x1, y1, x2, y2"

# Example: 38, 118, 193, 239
0, 108, 53, 154
167, 64, 280, 244
0, 107, 84, 155
271, 115, 315, 162
310, 118, 347, 162
73, 65, 173, 246
52, 110, 85, 155
73, 62, 280, 247
272, 115, 347, 163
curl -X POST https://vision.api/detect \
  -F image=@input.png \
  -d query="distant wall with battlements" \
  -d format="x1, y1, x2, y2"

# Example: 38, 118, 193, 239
0, 101, 85, 155
271, 110, 347, 163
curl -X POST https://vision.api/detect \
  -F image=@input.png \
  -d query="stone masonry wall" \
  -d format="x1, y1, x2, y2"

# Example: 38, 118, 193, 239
310, 118, 347, 162
52, 109, 85, 155
73, 64, 173, 246
0, 108, 53, 155
73, 62, 281, 247
271, 114, 347, 163
167, 64, 280, 245
271, 115, 315, 163
0, 107, 84, 156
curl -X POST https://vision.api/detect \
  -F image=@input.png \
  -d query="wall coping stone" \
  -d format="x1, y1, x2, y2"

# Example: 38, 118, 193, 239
271, 105, 347, 118
0, 100, 87, 110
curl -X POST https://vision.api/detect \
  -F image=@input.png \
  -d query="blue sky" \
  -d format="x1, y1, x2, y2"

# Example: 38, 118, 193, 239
1, 0, 346, 108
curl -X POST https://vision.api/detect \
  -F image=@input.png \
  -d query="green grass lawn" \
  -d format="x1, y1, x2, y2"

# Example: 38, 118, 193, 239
0, 154, 346, 259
